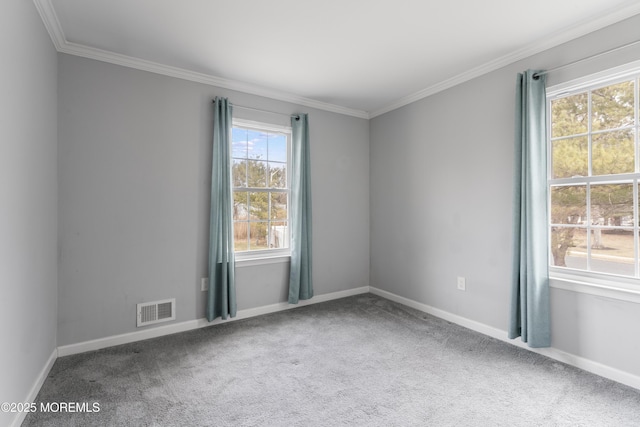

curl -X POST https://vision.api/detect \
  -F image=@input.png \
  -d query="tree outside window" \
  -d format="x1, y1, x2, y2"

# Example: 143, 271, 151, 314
549, 79, 638, 277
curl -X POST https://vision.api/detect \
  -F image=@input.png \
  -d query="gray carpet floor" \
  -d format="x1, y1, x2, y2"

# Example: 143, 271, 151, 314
23, 294, 640, 426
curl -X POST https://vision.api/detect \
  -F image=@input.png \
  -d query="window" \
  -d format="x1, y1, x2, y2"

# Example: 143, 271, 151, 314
548, 71, 640, 284
231, 120, 290, 258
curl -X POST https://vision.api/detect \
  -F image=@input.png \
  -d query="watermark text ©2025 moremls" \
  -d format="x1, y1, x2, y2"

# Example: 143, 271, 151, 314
1, 401, 100, 413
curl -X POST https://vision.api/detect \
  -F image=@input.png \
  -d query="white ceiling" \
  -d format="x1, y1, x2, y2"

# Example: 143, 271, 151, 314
36, 0, 640, 118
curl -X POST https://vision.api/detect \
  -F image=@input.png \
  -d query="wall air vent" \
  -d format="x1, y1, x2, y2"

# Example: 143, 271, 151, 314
136, 298, 176, 327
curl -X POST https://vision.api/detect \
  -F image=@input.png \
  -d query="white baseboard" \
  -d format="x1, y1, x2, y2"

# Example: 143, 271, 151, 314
58, 286, 370, 357
369, 286, 640, 391
10, 348, 57, 427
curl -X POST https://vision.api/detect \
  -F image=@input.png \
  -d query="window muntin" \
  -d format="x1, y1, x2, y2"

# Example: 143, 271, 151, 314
548, 75, 640, 281
231, 121, 291, 257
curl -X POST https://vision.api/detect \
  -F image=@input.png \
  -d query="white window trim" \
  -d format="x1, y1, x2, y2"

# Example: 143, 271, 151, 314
231, 118, 292, 261
546, 59, 640, 98
232, 118, 292, 135
235, 254, 291, 268
547, 60, 640, 304
550, 268, 640, 304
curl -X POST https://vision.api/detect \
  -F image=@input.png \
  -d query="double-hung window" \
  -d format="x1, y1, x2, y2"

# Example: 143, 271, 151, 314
548, 68, 640, 289
231, 120, 291, 259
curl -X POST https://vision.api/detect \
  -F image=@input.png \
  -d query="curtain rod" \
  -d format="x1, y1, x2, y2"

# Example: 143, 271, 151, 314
212, 99, 300, 120
533, 39, 640, 79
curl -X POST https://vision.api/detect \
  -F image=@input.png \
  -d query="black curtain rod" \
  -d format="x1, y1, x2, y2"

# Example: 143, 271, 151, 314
533, 39, 640, 79
212, 100, 300, 120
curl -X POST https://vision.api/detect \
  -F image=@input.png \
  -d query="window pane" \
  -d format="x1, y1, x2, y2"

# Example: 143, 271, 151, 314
247, 160, 267, 187
268, 133, 287, 162
270, 192, 287, 220
590, 183, 633, 226
551, 93, 588, 138
249, 222, 268, 250
269, 162, 287, 188
232, 160, 247, 187
592, 130, 634, 176
249, 192, 269, 220
549, 76, 640, 279
551, 227, 586, 269
591, 80, 635, 131
232, 128, 248, 158
551, 186, 587, 225
233, 192, 248, 221
248, 130, 268, 160
552, 136, 588, 178
566, 228, 588, 270
589, 229, 634, 276
233, 221, 248, 251
269, 221, 288, 249
232, 123, 291, 255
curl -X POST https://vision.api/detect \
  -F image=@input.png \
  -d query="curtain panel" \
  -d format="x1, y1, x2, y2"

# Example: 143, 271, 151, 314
288, 114, 313, 304
509, 70, 551, 348
207, 97, 237, 321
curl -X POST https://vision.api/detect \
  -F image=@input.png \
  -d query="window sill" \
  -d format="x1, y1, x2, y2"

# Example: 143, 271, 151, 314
549, 270, 640, 304
235, 254, 291, 268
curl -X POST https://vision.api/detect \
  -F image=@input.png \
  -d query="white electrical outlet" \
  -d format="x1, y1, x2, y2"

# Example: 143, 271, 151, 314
201, 278, 209, 292
457, 276, 466, 291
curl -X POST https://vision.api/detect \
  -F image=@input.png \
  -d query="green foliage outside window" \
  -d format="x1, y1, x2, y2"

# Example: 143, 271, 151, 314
550, 80, 636, 271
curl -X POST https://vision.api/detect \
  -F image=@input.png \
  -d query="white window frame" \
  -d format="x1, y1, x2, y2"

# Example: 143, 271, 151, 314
231, 119, 292, 264
546, 60, 640, 303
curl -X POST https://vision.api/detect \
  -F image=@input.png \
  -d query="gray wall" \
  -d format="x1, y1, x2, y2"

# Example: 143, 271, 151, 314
0, 0, 58, 422
370, 14, 640, 377
57, 54, 370, 346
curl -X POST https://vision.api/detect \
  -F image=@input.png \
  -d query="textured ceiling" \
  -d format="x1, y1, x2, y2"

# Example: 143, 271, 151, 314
37, 0, 640, 117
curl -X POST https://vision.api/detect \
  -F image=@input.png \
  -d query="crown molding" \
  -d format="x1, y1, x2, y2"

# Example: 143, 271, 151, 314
35, 0, 640, 121
60, 41, 371, 119
33, 0, 65, 50
32, 0, 370, 120
369, 1, 640, 118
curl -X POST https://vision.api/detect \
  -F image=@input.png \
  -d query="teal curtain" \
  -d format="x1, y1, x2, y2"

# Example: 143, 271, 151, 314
207, 97, 236, 321
289, 114, 313, 304
509, 70, 550, 348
